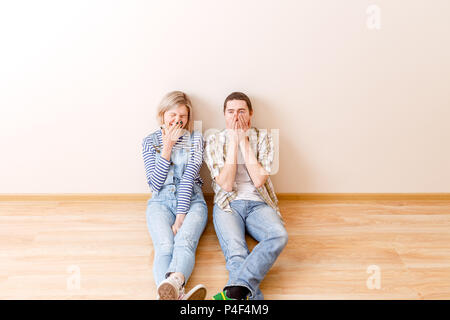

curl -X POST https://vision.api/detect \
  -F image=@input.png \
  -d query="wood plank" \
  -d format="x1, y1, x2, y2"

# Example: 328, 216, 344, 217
0, 198, 449, 299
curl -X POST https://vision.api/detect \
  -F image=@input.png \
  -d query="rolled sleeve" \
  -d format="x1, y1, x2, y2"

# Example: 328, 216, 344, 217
258, 130, 274, 174
204, 134, 223, 179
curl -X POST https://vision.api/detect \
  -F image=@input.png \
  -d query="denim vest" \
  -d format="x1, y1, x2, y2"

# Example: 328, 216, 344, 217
149, 130, 203, 202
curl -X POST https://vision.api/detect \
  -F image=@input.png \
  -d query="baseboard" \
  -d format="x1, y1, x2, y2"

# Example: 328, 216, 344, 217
274, 193, 450, 201
0, 193, 449, 201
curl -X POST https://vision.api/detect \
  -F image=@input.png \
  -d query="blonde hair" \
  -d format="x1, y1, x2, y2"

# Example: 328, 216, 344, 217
157, 91, 194, 132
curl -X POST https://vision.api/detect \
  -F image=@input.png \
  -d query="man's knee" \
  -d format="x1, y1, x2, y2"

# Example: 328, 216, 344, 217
224, 239, 249, 260
268, 226, 288, 251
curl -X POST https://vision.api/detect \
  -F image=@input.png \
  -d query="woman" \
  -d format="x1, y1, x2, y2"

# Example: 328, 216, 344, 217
142, 91, 208, 300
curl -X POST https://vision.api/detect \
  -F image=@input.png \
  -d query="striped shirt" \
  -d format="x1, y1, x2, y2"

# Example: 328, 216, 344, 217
142, 129, 204, 215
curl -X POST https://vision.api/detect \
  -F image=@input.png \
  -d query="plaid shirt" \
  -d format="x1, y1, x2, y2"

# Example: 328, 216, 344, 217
204, 127, 282, 220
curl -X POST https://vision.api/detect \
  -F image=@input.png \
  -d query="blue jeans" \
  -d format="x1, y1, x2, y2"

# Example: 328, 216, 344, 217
146, 184, 208, 286
213, 200, 288, 300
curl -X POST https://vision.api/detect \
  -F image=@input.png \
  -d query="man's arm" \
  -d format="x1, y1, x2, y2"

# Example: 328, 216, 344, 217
239, 137, 269, 188
215, 139, 238, 192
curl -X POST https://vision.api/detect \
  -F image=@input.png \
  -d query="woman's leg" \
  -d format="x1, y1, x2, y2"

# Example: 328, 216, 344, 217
166, 199, 208, 283
145, 201, 176, 286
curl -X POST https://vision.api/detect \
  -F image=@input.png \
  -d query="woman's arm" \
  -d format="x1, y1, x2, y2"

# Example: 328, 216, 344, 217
142, 123, 185, 192
142, 138, 171, 192
176, 133, 204, 215
172, 132, 204, 234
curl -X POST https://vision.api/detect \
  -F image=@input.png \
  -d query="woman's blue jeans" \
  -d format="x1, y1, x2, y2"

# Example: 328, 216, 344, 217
146, 184, 207, 286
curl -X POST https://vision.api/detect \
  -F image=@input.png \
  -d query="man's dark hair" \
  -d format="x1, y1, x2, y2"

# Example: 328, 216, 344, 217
223, 92, 253, 114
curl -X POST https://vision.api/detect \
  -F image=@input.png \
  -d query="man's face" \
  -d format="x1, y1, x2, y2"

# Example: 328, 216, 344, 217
224, 99, 252, 129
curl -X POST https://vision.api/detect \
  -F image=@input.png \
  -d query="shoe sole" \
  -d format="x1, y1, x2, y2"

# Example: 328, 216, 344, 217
185, 285, 207, 300
158, 282, 178, 300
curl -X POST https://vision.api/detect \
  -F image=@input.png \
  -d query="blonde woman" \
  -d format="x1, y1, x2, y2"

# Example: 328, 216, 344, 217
142, 91, 207, 300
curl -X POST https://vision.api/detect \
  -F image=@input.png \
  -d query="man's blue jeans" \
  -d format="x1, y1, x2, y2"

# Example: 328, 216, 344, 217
213, 200, 288, 300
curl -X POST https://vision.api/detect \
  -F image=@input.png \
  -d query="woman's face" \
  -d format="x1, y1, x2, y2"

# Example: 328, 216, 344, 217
163, 104, 189, 129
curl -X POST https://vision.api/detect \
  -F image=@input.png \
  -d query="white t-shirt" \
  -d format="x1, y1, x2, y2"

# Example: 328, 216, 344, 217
234, 148, 263, 202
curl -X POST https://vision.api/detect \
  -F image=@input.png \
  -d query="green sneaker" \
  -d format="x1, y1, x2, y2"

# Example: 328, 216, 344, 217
212, 290, 235, 300
212, 290, 250, 300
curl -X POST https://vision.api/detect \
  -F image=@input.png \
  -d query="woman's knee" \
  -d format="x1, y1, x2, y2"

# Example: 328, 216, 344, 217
154, 241, 174, 256
146, 202, 166, 219
189, 202, 208, 226
174, 213, 207, 251
173, 236, 198, 252
146, 203, 174, 225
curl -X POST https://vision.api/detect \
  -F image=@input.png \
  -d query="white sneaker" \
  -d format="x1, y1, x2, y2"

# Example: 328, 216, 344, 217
157, 275, 184, 300
181, 284, 207, 300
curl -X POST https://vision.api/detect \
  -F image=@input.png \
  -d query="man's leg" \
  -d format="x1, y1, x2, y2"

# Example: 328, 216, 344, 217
234, 201, 288, 300
212, 202, 251, 293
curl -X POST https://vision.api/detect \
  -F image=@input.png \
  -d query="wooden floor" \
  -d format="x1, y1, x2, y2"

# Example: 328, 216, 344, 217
1, 198, 449, 299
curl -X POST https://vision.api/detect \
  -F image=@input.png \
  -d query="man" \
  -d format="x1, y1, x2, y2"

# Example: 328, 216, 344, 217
204, 92, 288, 300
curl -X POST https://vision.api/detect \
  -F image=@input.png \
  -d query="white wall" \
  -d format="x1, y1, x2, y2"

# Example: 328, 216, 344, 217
1, 0, 449, 194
